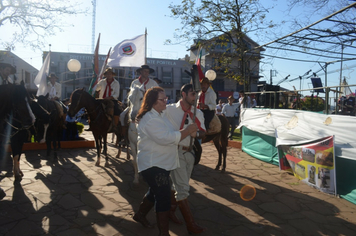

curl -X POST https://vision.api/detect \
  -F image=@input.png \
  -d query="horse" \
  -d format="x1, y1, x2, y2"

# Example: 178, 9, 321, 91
201, 115, 230, 172
33, 94, 64, 159
0, 84, 35, 181
126, 86, 144, 184
68, 88, 123, 167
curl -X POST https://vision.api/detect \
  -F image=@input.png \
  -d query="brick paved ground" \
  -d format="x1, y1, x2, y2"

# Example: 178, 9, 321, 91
1, 129, 356, 236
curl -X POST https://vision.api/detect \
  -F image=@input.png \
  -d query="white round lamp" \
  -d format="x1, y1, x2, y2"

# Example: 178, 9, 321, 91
205, 69, 217, 81
67, 59, 81, 72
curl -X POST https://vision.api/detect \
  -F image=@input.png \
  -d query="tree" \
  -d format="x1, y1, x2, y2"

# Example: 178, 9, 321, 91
300, 95, 325, 111
0, 0, 87, 50
167, 0, 276, 91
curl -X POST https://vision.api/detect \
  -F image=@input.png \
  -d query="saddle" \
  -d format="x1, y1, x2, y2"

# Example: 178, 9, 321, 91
99, 99, 114, 121
53, 101, 64, 117
206, 114, 221, 135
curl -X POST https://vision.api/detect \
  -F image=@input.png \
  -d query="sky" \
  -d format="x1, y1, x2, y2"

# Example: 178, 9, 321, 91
2, 0, 355, 95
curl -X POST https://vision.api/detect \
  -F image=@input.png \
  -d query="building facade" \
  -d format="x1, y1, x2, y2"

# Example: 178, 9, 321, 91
44, 51, 192, 102
189, 34, 264, 100
0, 50, 39, 92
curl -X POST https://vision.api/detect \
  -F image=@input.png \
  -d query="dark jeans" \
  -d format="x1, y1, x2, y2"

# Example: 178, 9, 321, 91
141, 167, 171, 212
113, 99, 120, 115
226, 117, 236, 138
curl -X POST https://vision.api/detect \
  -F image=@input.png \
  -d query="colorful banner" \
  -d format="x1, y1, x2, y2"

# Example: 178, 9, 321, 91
278, 136, 336, 195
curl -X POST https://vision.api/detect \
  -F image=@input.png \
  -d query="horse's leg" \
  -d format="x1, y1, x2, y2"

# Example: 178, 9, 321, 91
213, 138, 222, 171
94, 135, 101, 166
12, 154, 23, 181
128, 123, 139, 184
221, 137, 228, 172
40, 124, 49, 143
103, 134, 109, 167
46, 137, 51, 158
52, 133, 57, 159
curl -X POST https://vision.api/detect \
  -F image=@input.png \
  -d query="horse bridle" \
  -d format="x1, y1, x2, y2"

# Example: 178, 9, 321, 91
2, 113, 34, 138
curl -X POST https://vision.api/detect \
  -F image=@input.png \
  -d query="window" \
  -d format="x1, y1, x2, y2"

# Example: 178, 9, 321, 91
162, 71, 172, 84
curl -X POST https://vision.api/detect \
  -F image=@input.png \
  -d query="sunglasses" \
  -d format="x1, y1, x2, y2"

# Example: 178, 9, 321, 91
185, 114, 189, 124
158, 97, 168, 102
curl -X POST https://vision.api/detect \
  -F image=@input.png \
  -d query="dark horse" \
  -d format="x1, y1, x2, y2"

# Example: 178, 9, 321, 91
202, 115, 230, 172
0, 84, 35, 181
33, 94, 64, 159
68, 88, 123, 167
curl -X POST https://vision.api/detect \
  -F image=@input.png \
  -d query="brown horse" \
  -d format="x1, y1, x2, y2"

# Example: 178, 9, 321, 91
68, 88, 123, 167
202, 115, 230, 172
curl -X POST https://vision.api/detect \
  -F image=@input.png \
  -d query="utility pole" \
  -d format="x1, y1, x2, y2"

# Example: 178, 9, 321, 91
270, 69, 276, 85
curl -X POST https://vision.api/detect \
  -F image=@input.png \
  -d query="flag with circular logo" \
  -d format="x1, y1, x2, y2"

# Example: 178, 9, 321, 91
107, 34, 145, 67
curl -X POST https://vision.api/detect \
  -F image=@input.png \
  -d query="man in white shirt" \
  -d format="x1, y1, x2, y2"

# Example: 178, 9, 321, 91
46, 73, 62, 101
197, 77, 216, 131
131, 65, 158, 91
166, 83, 207, 234
46, 73, 68, 128
0, 63, 16, 85
215, 99, 224, 115
238, 90, 251, 110
222, 95, 240, 140
120, 65, 158, 135
95, 68, 121, 131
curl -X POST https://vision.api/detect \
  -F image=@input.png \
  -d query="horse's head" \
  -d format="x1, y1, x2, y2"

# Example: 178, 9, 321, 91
127, 86, 145, 121
10, 85, 35, 128
68, 88, 86, 117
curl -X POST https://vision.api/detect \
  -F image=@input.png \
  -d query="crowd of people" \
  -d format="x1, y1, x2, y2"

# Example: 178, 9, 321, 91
1, 61, 255, 235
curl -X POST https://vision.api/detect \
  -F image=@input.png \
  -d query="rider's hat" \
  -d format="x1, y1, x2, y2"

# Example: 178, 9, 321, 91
136, 65, 155, 74
0, 63, 16, 74
104, 67, 116, 76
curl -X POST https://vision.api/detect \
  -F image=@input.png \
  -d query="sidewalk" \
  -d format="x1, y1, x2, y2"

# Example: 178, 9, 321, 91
1, 129, 356, 235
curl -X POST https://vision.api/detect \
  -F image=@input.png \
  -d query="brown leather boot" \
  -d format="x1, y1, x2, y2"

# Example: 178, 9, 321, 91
156, 211, 170, 236
169, 191, 183, 224
133, 196, 154, 228
177, 198, 206, 234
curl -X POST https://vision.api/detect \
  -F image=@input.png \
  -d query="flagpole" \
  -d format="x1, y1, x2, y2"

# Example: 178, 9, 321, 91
145, 28, 147, 64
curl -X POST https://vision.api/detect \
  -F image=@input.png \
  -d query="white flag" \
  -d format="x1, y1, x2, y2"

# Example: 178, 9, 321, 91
34, 51, 51, 96
107, 34, 145, 67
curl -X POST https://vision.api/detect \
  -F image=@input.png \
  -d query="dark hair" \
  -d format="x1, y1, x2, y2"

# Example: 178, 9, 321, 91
180, 84, 193, 97
239, 90, 245, 94
136, 86, 164, 121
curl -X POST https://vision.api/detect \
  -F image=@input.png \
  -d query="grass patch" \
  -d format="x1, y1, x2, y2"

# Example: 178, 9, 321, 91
230, 128, 242, 142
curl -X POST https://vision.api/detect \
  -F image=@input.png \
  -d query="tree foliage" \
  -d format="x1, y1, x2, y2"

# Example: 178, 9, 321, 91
167, 0, 275, 90
0, 0, 87, 50
300, 95, 325, 111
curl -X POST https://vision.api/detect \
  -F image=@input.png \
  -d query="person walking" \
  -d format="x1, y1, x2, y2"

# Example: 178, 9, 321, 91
133, 86, 197, 236
166, 83, 207, 234
222, 95, 240, 140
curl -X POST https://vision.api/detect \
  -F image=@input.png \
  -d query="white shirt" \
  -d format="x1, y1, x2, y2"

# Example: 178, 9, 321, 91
47, 82, 61, 100
130, 78, 158, 92
215, 103, 224, 115
239, 96, 251, 109
96, 78, 120, 99
222, 103, 240, 117
166, 102, 206, 147
137, 108, 181, 172
198, 87, 216, 111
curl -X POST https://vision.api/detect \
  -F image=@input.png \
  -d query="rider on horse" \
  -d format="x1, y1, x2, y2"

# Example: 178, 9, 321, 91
46, 73, 67, 129
197, 77, 217, 133
95, 68, 121, 132
0, 63, 16, 85
120, 65, 158, 135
